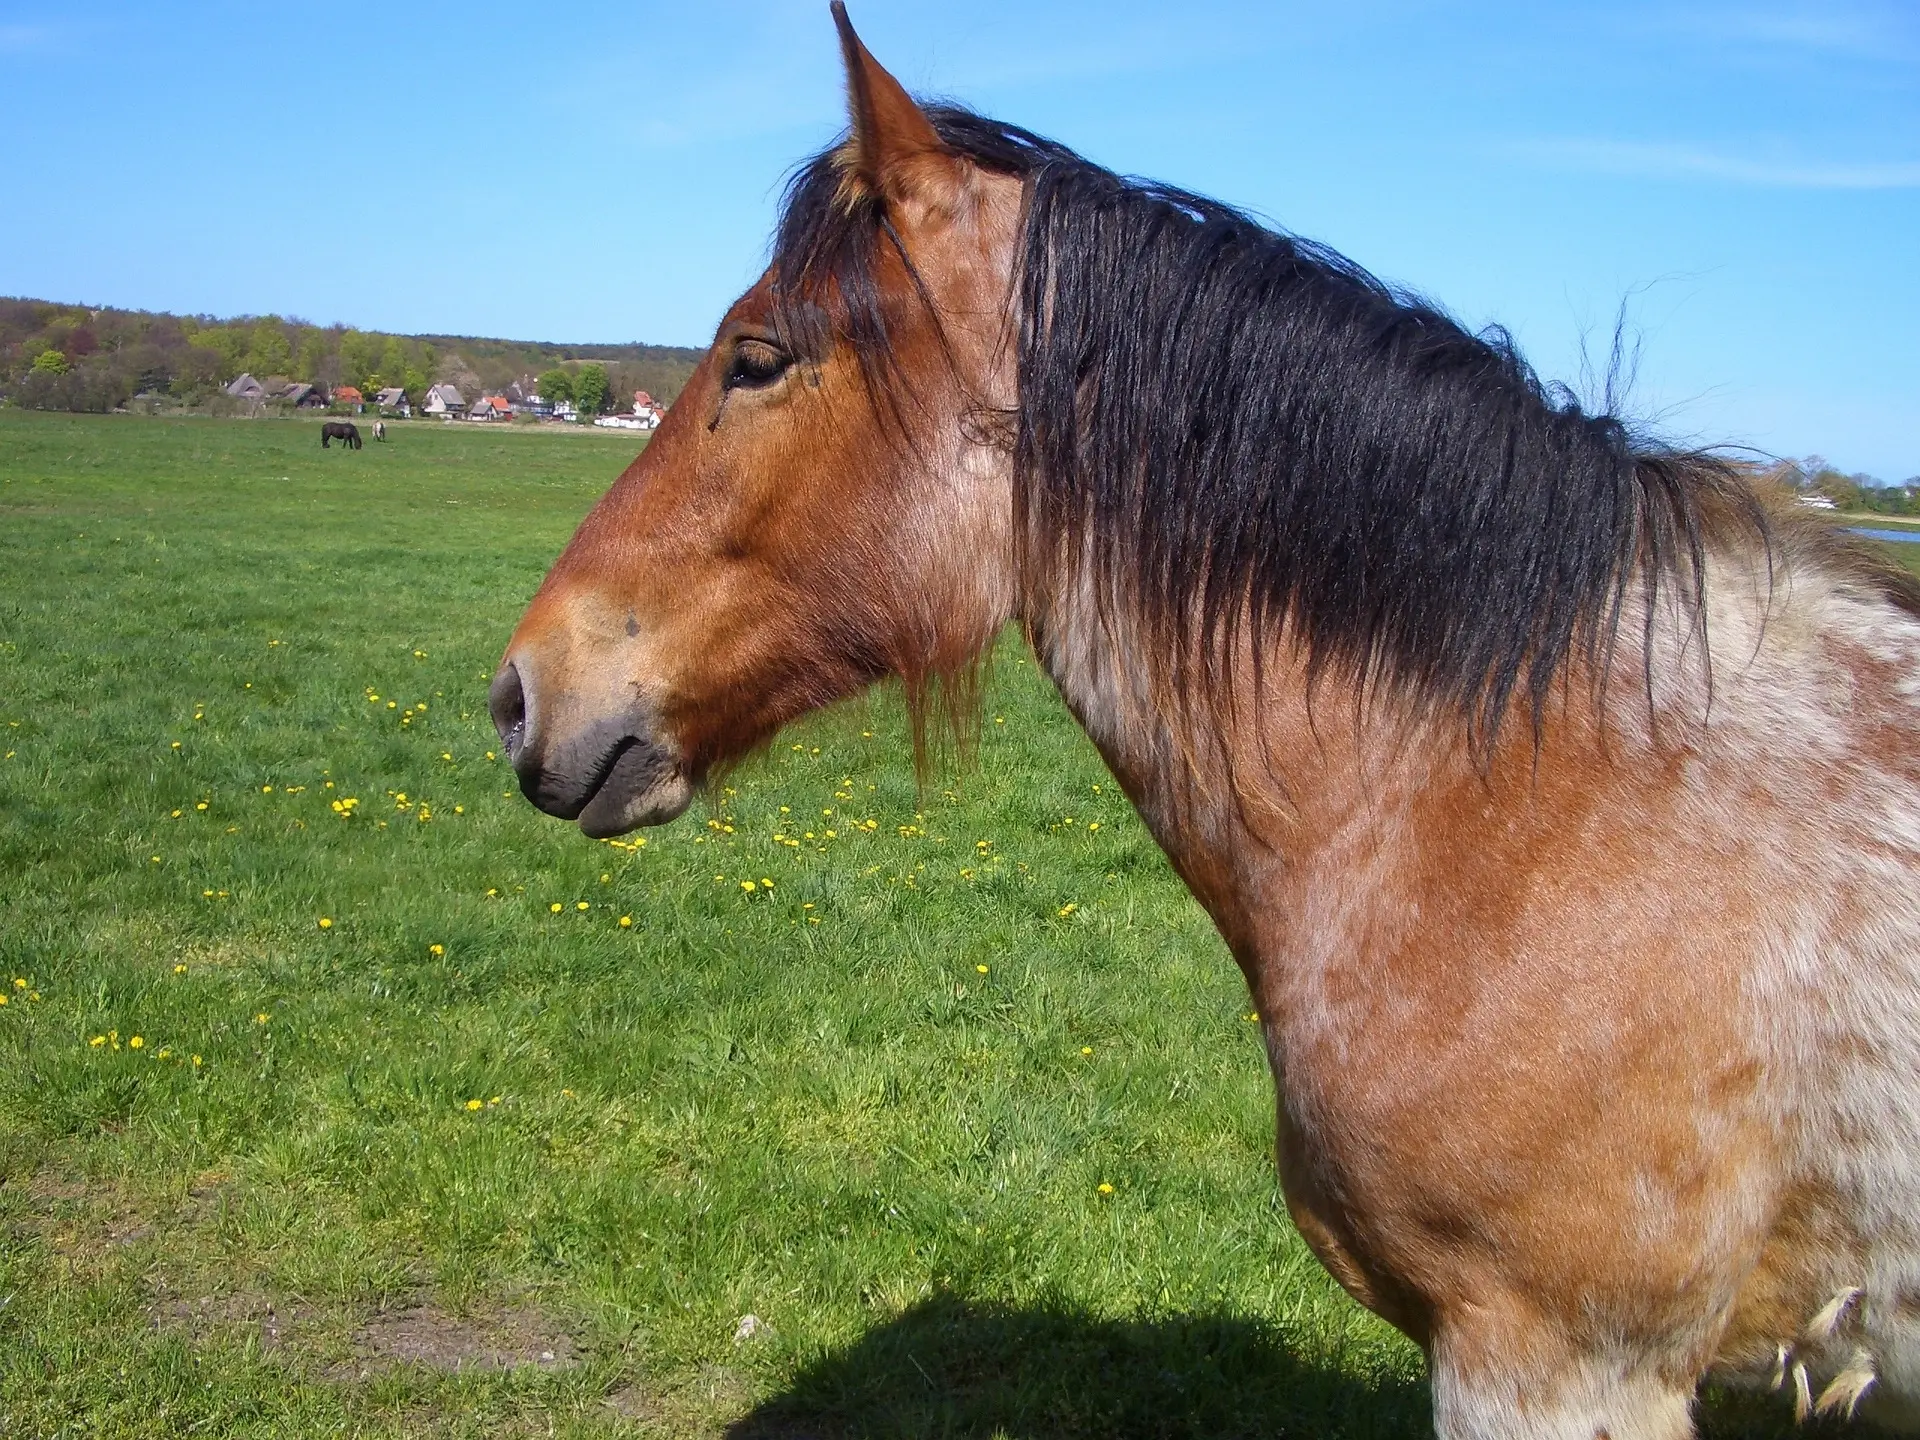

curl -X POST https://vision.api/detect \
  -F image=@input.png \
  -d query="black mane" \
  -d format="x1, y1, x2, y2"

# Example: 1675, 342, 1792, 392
771, 107, 1762, 744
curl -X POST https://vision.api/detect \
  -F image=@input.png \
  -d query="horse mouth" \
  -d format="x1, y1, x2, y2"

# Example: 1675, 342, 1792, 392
572, 735, 695, 838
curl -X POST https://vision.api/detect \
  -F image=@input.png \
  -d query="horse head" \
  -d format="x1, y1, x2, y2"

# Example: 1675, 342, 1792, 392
491, 5, 1025, 836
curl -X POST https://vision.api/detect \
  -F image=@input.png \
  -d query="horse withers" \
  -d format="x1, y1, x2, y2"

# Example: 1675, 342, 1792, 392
490, 8, 1920, 1435
320, 421, 361, 450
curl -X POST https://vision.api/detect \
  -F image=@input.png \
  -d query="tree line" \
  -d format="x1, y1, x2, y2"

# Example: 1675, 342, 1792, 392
0, 297, 701, 416
1758, 456, 1920, 515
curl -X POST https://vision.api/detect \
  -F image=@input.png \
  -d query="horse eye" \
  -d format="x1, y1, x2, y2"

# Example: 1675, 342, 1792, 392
725, 339, 790, 390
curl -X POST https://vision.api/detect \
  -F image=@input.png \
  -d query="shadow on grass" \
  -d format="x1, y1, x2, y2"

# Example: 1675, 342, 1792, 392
726, 1293, 1429, 1439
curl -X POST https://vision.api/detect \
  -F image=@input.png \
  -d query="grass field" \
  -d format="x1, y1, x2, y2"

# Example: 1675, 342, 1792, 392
0, 411, 1824, 1438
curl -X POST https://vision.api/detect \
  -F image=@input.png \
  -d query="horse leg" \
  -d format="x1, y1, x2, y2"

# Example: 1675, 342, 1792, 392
1430, 1311, 1698, 1440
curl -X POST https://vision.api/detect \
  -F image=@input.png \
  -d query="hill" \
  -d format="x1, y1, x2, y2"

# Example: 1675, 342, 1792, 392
0, 296, 705, 415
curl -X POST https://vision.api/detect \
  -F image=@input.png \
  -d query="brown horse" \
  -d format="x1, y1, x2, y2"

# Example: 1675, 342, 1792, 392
492, 8, 1920, 1434
320, 420, 361, 450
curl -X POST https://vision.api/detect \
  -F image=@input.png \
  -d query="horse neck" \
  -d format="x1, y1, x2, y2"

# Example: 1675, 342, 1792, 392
1021, 567, 1413, 959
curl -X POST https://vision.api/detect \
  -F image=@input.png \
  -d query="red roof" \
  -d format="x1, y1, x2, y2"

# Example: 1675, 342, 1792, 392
484, 395, 510, 412
332, 386, 363, 402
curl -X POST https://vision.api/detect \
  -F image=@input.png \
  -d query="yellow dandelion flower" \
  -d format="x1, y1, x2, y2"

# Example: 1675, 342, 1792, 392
429, 943, 444, 956
466, 1098, 484, 1111
254, 1012, 270, 1025
453, 805, 464, 814
486, 887, 498, 897
976, 964, 990, 975
171, 741, 182, 749
1057, 903, 1078, 918
550, 902, 563, 913
740, 880, 756, 892
174, 964, 188, 975
1088, 822, 1101, 832
129, 1035, 144, 1049
261, 785, 272, 793
192, 1055, 202, 1067
90, 1035, 105, 1047
760, 877, 774, 888
318, 917, 332, 929
485, 750, 496, 761
619, 915, 632, 927
1081, 1046, 1093, 1056
1097, 1182, 1114, 1196
171, 809, 182, 818
157, 1048, 171, 1059
576, 901, 589, 911
12, 978, 23, 989
489, 1095, 501, 1106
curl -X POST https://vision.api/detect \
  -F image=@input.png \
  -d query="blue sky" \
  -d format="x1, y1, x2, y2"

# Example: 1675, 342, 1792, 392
3, 1, 1914, 477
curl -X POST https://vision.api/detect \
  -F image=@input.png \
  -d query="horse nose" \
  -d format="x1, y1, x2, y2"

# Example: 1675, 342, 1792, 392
489, 662, 529, 764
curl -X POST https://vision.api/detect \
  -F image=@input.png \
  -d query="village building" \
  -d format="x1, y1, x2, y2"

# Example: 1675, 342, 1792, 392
596, 390, 665, 431
423, 383, 466, 418
224, 373, 265, 400
469, 395, 511, 422
277, 382, 326, 408
330, 385, 365, 411
373, 387, 411, 417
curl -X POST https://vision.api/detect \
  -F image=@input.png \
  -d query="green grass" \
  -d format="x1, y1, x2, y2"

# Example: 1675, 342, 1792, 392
0, 411, 1814, 1438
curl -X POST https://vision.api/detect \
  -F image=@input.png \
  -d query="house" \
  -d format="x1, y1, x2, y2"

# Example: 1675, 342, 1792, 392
373, 387, 411, 417
506, 380, 551, 418
549, 397, 578, 422
469, 395, 511, 421
280, 383, 326, 408
423, 383, 466, 418
594, 413, 658, 431
331, 385, 365, 411
225, 373, 265, 400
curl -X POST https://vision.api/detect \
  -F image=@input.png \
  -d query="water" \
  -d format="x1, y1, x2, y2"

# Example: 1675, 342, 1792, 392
1848, 527, 1920, 545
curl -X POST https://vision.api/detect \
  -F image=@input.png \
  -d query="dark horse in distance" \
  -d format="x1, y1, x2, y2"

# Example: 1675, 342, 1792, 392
320, 421, 361, 450
491, 6, 1920, 1435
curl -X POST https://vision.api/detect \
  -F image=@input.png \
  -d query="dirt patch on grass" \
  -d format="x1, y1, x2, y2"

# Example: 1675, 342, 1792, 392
151, 1289, 312, 1352
334, 1300, 576, 1379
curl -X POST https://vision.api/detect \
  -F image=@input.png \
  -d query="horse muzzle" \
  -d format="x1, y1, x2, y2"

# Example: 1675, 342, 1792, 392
488, 659, 694, 837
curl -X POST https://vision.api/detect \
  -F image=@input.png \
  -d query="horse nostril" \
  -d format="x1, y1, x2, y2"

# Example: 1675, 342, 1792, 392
489, 662, 528, 762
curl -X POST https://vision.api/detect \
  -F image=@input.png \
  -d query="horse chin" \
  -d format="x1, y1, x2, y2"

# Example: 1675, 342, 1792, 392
576, 763, 695, 838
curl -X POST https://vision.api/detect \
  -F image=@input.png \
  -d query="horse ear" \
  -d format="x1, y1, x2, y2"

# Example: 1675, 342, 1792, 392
831, 2, 961, 216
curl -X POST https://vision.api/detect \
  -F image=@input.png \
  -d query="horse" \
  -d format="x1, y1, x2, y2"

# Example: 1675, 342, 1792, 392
490, 8, 1920, 1434
320, 421, 361, 450
372, 420, 386, 442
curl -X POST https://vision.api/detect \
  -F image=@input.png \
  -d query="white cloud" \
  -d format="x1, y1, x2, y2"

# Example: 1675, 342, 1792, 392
1510, 137, 1920, 190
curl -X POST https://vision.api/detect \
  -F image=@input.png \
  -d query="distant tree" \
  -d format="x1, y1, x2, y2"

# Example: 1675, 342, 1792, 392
30, 348, 68, 375
378, 336, 409, 389
298, 331, 330, 383
574, 363, 610, 416
187, 326, 247, 381
339, 329, 381, 390
538, 367, 574, 405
